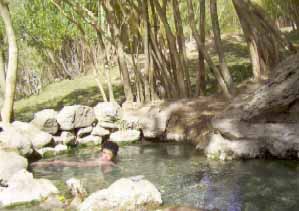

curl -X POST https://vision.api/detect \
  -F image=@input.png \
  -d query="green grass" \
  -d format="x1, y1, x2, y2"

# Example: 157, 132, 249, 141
15, 74, 124, 122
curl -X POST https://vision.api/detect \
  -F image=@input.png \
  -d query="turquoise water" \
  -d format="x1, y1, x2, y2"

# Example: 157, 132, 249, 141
30, 143, 299, 211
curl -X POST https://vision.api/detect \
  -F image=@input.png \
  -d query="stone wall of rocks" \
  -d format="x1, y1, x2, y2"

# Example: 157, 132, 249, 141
0, 102, 142, 160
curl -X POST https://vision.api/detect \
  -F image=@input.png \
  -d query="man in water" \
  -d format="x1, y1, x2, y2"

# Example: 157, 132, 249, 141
31, 140, 119, 171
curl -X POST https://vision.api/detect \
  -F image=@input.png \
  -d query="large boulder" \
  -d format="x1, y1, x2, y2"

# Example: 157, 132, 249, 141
79, 176, 162, 211
57, 105, 96, 130
110, 129, 141, 143
205, 118, 299, 160
12, 121, 53, 150
94, 102, 121, 122
31, 109, 59, 135
121, 103, 180, 139
0, 150, 28, 183
0, 123, 33, 156
0, 170, 59, 207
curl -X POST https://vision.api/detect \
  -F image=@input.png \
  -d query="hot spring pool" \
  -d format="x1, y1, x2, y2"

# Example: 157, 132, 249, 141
29, 143, 299, 211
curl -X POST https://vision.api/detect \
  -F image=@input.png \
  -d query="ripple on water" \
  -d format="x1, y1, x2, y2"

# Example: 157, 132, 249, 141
32, 143, 299, 211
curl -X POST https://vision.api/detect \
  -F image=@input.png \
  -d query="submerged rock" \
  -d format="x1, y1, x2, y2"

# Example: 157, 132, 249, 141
12, 121, 53, 150
0, 170, 58, 207
57, 105, 96, 130
37, 147, 56, 158
79, 176, 162, 211
110, 129, 141, 143
66, 178, 87, 198
37, 144, 68, 158
94, 102, 121, 122
0, 150, 28, 183
0, 123, 33, 156
31, 109, 59, 135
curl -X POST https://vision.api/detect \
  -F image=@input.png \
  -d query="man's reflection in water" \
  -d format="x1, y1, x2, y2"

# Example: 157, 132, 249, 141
199, 171, 242, 211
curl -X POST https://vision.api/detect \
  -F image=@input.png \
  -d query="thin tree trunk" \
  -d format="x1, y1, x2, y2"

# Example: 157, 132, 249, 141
210, 0, 233, 89
187, 0, 231, 99
141, 0, 151, 102
0, 50, 5, 94
0, 50, 5, 108
196, 0, 206, 96
102, 2, 134, 102
172, 0, 191, 96
0, 1, 18, 123
153, 0, 187, 98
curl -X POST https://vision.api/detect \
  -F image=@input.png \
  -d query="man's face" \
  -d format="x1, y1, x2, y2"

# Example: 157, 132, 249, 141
100, 148, 114, 161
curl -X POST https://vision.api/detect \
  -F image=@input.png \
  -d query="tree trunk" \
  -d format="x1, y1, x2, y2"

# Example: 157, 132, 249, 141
232, 0, 296, 81
153, 0, 187, 98
102, 2, 134, 102
187, 0, 231, 99
141, 0, 151, 102
210, 0, 233, 89
0, 1, 18, 123
172, 0, 191, 96
0, 50, 5, 108
196, 0, 206, 96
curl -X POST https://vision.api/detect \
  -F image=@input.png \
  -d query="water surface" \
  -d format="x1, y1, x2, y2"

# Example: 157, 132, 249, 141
31, 143, 299, 211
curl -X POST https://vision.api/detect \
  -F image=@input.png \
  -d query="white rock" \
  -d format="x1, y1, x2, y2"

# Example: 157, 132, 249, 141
94, 102, 121, 122
66, 178, 87, 198
0, 123, 33, 156
0, 170, 58, 207
205, 133, 261, 160
91, 125, 110, 137
77, 126, 93, 138
54, 144, 68, 154
38, 145, 68, 157
57, 105, 96, 130
79, 176, 162, 211
60, 131, 76, 145
37, 147, 56, 158
0, 150, 28, 183
31, 109, 59, 135
12, 121, 53, 150
77, 135, 102, 146
97, 121, 118, 129
110, 129, 141, 143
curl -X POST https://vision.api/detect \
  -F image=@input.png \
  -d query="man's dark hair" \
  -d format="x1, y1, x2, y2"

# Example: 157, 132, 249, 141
101, 140, 119, 157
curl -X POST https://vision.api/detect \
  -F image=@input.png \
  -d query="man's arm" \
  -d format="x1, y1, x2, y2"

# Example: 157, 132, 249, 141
31, 160, 100, 168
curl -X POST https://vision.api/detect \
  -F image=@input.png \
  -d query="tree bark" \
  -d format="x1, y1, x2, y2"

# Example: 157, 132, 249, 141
187, 0, 231, 99
141, 0, 151, 102
172, 0, 191, 96
210, 0, 233, 89
0, 50, 5, 109
153, 0, 187, 98
196, 0, 206, 96
0, 1, 18, 123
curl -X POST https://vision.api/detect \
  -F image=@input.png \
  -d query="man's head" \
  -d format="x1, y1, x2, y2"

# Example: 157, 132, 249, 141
100, 140, 119, 161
